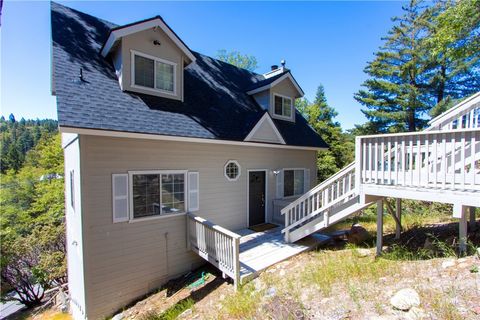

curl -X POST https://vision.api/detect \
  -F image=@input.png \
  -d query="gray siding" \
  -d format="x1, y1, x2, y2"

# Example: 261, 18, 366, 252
80, 135, 316, 318
119, 27, 186, 101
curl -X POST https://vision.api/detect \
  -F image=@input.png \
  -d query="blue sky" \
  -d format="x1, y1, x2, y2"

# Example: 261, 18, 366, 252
1, 1, 406, 130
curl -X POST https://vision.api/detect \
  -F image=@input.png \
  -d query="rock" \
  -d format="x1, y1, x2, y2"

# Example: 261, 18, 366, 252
405, 307, 427, 320
279, 269, 286, 276
441, 260, 455, 269
265, 287, 276, 298
112, 313, 124, 320
356, 248, 372, 257
390, 288, 420, 311
476, 247, 480, 258
347, 224, 370, 244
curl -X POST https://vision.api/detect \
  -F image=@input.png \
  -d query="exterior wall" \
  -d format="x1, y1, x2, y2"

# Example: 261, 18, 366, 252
253, 90, 270, 110
269, 78, 299, 122
79, 135, 316, 319
119, 27, 186, 101
62, 133, 87, 320
247, 119, 283, 144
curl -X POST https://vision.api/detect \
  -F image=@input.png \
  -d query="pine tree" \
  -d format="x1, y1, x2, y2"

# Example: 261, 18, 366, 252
355, 0, 433, 132
304, 85, 354, 181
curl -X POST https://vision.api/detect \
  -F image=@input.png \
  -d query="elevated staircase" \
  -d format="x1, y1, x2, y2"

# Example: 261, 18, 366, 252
282, 128, 480, 243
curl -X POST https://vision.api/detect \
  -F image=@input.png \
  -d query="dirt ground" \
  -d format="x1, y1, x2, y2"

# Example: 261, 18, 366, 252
117, 221, 480, 320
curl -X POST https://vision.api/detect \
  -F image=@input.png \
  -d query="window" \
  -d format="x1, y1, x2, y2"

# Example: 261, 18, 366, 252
274, 94, 293, 119
69, 170, 75, 210
283, 169, 304, 197
130, 171, 186, 219
132, 50, 176, 94
224, 160, 241, 181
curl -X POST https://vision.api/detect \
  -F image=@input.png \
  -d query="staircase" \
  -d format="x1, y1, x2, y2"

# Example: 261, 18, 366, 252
281, 163, 374, 243
282, 128, 480, 243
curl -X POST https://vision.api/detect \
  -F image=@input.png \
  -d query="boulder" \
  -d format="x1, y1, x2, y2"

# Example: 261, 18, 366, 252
347, 224, 370, 244
390, 288, 420, 311
356, 248, 372, 257
111, 313, 124, 320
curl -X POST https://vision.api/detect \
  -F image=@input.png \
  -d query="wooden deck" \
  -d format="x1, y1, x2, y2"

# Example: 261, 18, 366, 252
236, 227, 330, 283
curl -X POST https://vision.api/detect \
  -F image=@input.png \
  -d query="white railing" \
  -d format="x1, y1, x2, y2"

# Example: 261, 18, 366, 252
356, 128, 480, 191
428, 93, 480, 131
187, 213, 241, 288
280, 162, 356, 240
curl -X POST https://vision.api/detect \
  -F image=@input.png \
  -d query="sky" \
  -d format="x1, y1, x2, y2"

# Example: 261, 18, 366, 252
1, 1, 407, 130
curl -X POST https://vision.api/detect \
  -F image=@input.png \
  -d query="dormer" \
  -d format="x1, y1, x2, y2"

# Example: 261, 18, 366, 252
101, 17, 196, 101
247, 63, 304, 123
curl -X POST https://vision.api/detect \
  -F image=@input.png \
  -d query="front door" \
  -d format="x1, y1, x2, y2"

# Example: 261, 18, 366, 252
248, 171, 266, 227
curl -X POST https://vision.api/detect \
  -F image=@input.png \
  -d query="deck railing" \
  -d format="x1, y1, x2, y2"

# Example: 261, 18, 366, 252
356, 128, 480, 191
187, 213, 241, 288
280, 162, 356, 240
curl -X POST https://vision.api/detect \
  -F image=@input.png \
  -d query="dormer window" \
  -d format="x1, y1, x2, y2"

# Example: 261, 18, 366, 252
131, 50, 176, 95
274, 94, 293, 119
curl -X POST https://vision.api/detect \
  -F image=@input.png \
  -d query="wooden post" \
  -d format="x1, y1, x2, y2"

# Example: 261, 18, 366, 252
459, 207, 468, 255
469, 207, 476, 231
285, 210, 290, 243
376, 199, 384, 256
395, 198, 402, 240
233, 237, 240, 290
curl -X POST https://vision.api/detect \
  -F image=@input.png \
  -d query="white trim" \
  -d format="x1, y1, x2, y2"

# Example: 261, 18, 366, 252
224, 160, 241, 182
263, 67, 287, 79
247, 169, 268, 227
244, 113, 286, 144
272, 93, 294, 121
130, 50, 177, 96
59, 126, 326, 151
101, 18, 196, 62
128, 170, 188, 222
246, 73, 304, 97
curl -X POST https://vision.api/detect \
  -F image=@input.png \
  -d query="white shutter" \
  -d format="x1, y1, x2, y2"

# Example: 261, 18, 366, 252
276, 170, 284, 199
112, 174, 129, 223
188, 172, 199, 212
304, 169, 310, 193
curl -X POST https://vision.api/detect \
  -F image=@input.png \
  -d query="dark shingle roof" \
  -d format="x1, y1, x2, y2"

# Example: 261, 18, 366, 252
51, 2, 328, 149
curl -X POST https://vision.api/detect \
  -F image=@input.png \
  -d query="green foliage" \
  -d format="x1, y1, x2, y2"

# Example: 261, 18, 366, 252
302, 85, 354, 182
0, 115, 58, 173
216, 49, 258, 71
355, 0, 480, 133
1, 131, 65, 307
141, 298, 194, 320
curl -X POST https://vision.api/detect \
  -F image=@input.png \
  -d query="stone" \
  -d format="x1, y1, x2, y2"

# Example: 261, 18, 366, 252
347, 224, 370, 244
441, 260, 455, 269
405, 307, 427, 320
279, 269, 286, 276
112, 313, 124, 320
476, 247, 480, 258
356, 248, 372, 257
265, 287, 276, 298
390, 288, 420, 311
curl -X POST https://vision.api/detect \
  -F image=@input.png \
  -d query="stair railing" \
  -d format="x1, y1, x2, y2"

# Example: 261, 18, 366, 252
280, 162, 356, 240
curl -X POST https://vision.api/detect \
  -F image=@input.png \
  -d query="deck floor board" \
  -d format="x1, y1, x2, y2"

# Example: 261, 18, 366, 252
236, 227, 329, 283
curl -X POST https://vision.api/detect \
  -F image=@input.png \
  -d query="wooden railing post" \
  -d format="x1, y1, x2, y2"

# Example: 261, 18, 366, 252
284, 210, 290, 242
355, 136, 362, 194
233, 237, 240, 290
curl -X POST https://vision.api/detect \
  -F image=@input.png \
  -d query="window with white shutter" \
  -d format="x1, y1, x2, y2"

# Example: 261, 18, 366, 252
112, 174, 129, 223
188, 172, 199, 212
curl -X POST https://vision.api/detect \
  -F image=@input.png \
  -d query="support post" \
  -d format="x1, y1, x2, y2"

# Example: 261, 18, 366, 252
469, 207, 476, 231
395, 198, 402, 240
376, 199, 384, 256
459, 207, 468, 255
233, 237, 240, 290
284, 210, 290, 243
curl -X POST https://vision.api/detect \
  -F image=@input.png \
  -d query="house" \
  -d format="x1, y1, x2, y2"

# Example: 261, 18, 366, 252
51, 3, 328, 319
52, 2, 480, 319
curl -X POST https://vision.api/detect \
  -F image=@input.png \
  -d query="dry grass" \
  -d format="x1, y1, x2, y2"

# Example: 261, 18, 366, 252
300, 249, 399, 295
219, 283, 263, 319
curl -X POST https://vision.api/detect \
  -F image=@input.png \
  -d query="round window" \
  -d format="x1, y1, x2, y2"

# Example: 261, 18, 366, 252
224, 160, 241, 181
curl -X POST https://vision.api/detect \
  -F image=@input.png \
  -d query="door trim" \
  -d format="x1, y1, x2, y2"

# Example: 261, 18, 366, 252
246, 169, 268, 227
